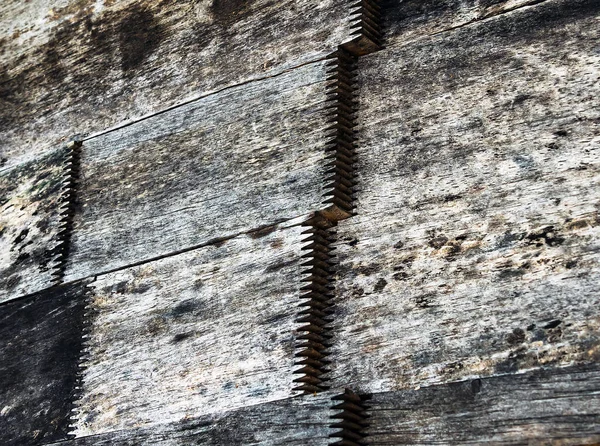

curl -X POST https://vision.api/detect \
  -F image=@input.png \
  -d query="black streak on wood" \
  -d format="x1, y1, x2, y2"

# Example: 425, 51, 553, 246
0, 283, 88, 446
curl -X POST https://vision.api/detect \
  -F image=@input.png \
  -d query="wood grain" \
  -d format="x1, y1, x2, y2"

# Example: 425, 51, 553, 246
0, 283, 87, 446
383, 0, 543, 47
71, 223, 309, 436
52, 393, 336, 445
64, 61, 332, 282
328, 0, 600, 392
0, 0, 356, 169
0, 147, 67, 303
365, 364, 600, 445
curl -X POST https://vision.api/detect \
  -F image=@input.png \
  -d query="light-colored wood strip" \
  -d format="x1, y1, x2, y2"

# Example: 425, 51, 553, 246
328, 0, 600, 392
71, 223, 308, 436
64, 61, 332, 282
51, 394, 336, 446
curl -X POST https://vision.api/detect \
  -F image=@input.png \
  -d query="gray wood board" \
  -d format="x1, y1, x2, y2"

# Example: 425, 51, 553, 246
0, 283, 87, 446
365, 364, 600, 445
71, 223, 308, 436
64, 61, 331, 282
0, 0, 355, 169
383, 0, 543, 47
51, 393, 335, 446
328, 0, 600, 392
0, 147, 66, 303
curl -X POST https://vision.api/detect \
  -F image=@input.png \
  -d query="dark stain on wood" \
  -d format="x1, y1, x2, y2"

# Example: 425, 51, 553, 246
365, 364, 600, 445
118, 5, 165, 72
0, 283, 88, 446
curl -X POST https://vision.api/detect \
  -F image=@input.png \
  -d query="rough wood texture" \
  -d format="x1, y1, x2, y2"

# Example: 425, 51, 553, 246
329, 0, 600, 392
64, 62, 332, 282
383, 0, 543, 46
0, 0, 357, 169
52, 394, 336, 445
0, 147, 68, 303
365, 364, 600, 445
72, 223, 309, 436
0, 283, 87, 446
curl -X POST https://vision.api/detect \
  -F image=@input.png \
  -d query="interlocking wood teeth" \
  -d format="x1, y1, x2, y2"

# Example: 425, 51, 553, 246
344, 0, 383, 56
51, 141, 82, 286
329, 389, 370, 446
67, 282, 95, 438
322, 48, 358, 222
293, 219, 337, 394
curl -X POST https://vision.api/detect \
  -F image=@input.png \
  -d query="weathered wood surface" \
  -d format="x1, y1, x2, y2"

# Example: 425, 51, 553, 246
0, 147, 67, 303
64, 62, 331, 282
52, 394, 335, 445
72, 223, 308, 436
0, 0, 357, 169
365, 364, 600, 445
0, 283, 87, 446
383, 0, 544, 46
329, 0, 600, 392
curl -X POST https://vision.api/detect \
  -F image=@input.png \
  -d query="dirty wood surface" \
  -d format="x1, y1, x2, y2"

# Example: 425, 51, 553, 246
71, 223, 308, 436
51, 393, 335, 446
0, 283, 87, 446
64, 62, 331, 282
365, 363, 600, 445
328, 0, 600, 393
0, 0, 354, 169
0, 147, 67, 303
383, 0, 544, 47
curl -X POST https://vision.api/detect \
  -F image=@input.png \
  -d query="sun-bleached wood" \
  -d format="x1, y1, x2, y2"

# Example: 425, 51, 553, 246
72, 223, 308, 436
64, 61, 332, 282
0, 0, 356, 169
328, 0, 600, 393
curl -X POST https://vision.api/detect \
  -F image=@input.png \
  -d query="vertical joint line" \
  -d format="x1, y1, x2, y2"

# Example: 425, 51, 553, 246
329, 388, 370, 446
322, 48, 359, 223
67, 282, 96, 437
293, 215, 337, 394
51, 140, 82, 286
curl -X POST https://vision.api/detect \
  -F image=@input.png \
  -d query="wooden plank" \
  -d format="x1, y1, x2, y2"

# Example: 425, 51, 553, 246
0, 283, 87, 446
64, 61, 334, 282
71, 222, 309, 436
328, 0, 600, 392
383, 0, 543, 47
0, 147, 67, 303
51, 394, 336, 445
0, 0, 358, 169
365, 364, 600, 445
